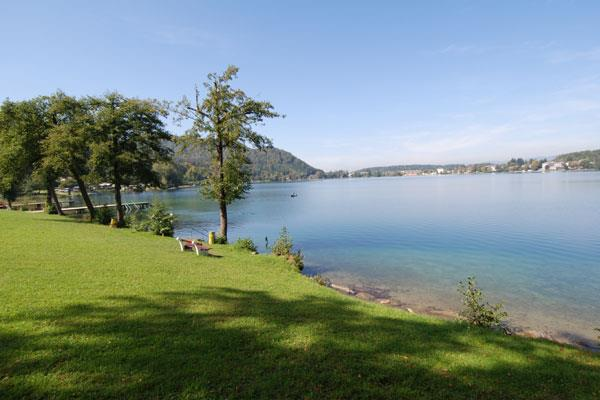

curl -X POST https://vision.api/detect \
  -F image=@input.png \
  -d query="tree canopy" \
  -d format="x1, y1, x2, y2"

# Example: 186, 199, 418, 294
0, 97, 50, 207
90, 92, 172, 225
42, 92, 97, 216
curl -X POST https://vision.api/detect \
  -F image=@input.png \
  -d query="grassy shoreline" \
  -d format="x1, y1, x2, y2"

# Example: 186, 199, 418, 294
1, 211, 599, 399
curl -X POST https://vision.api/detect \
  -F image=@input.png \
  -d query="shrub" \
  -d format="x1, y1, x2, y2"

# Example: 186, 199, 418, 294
132, 200, 175, 237
129, 211, 149, 231
272, 227, 293, 256
234, 238, 257, 252
95, 207, 114, 225
289, 250, 304, 271
272, 227, 304, 271
457, 276, 507, 328
214, 235, 227, 244
311, 274, 330, 286
147, 200, 175, 236
45, 202, 57, 215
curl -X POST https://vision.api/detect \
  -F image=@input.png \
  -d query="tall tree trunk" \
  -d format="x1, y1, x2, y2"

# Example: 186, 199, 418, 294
114, 174, 124, 226
216, 138, 227, 241
7, 199, 12, 210
219, 201, 227, 240
72, 171, 95, 219
49, 185, 64, 215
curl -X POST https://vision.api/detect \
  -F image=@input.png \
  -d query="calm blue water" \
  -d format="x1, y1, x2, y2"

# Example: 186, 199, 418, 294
87, 172, 600, 343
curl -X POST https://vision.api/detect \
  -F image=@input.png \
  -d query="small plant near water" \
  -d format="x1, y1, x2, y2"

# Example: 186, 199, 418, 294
290, 250, 304, 271
271, 227, 293, 256
272, 227, 304, 271
95, 206, 114, 225
234, 238, 257, 253
457, 276, 507, 328
214, 235, 228, 244
130, 200, 175, 237
311, 274, 330, 286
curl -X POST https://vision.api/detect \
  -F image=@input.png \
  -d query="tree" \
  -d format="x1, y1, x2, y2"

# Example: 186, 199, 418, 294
42, 92, 96, 218
90, 93, 172, 226
176, 66, 281, 240
0, 98, 55, 210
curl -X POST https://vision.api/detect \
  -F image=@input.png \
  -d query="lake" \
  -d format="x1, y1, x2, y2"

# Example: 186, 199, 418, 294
86, 172, 600, 345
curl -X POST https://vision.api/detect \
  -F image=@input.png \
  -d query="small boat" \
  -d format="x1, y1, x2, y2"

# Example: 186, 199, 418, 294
290, 192, 298, 198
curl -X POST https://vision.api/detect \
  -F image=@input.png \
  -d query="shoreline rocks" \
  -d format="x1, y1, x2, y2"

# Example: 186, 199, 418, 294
324, 277, 599, 352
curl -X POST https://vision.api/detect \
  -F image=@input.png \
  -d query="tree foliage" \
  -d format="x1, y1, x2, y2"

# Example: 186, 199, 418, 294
0, 98, 50, 206
42, 92, 96, 217
90, 93, 172, 225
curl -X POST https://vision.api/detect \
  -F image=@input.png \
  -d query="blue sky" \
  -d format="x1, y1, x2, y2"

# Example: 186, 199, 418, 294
1, 1, 600, 170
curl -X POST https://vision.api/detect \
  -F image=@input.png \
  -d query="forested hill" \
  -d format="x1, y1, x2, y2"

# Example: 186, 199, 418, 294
554, 149, 600, 169
246, 147, 323, 181
157, 143, 324, 186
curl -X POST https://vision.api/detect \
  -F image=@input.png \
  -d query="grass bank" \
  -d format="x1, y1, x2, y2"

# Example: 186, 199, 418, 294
1, 212, 599, 399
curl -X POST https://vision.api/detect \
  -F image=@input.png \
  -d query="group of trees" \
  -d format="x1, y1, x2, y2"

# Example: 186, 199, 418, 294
0, 92, 171, 225
0, 66, 280, 240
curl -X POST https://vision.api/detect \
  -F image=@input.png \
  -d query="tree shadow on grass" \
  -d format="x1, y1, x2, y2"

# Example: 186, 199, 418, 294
1, 288, 599, 399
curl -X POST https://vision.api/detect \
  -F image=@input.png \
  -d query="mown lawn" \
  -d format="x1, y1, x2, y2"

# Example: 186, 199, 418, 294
1, 211, 599, 399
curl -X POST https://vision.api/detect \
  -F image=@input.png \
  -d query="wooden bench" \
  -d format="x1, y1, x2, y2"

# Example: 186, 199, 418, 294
176, 237, 210, 256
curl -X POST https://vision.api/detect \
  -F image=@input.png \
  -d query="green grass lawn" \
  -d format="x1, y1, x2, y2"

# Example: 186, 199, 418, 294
1, 211, 599, 399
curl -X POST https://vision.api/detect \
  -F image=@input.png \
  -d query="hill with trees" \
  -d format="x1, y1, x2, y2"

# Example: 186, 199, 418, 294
157, 143, 323, 187
555, 149, 600, 169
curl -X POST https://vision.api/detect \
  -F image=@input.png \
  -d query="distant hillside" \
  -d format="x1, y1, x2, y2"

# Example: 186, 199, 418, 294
247, 148, 323, 181
554, 149, 600, 169
160, 143, 323, 186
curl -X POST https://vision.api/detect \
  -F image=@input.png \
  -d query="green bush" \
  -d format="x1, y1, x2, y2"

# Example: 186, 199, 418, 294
272, 227, 293, 256
272, 227, 304, 271
289, 250, 304, 271
95, 207, 114, 225
214, 235, 227, 244
129, 211, 149, 231
234, 238, 257, 252
311, 274, 330, 286
131, 200, 175, 237
45, 202, 57, 215
457, 276, 507, 328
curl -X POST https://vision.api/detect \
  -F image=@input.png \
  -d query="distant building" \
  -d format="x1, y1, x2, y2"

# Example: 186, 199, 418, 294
541, 161, 564, 172
436, 168, 445, 174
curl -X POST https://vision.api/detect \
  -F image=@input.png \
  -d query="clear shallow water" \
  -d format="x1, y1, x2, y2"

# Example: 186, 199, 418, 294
86, 172, 600, 344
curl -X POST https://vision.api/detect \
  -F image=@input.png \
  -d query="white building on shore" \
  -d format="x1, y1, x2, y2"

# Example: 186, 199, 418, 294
541, 161, 564, 172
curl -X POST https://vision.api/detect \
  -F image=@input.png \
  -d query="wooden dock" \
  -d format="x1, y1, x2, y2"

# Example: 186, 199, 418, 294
62, 202, 150, 215
29, 202, 151, 215
14, 200, 74, 211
